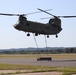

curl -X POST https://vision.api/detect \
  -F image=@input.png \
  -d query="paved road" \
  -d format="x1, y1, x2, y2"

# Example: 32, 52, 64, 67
0, 58, 76, 67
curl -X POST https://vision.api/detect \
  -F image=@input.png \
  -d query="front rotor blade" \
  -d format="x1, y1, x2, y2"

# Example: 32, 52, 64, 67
0, 9, 52, 16
40, 17, 51, 19
26, 9, 52, 15
0, 13, 20, 16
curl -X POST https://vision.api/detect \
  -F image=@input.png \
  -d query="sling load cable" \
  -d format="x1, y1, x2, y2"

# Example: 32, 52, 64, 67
33, 33, 40, 54
44, 35, 48, 55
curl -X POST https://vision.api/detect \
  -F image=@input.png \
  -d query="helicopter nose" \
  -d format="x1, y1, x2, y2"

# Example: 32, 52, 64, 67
13, 24, 20, 30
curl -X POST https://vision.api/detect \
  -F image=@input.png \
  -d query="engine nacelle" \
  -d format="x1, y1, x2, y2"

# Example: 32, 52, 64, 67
49, 18, 61, 26
49, 18, 62, 31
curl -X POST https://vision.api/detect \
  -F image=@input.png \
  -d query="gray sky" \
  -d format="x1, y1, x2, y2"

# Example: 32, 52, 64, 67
0, 0, 76, 49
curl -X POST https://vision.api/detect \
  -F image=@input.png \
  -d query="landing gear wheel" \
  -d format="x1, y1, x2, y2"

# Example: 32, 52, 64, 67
27, 33, 30, 36
56, 34, 58, 38
35, 33, 38, 36
47, 35, 49, 38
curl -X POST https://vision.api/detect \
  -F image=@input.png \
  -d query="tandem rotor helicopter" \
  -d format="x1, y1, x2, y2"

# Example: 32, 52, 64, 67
0, 8, 76, 38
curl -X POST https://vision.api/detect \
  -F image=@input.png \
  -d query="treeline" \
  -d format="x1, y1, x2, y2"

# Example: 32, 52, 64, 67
0, 48, 76, 54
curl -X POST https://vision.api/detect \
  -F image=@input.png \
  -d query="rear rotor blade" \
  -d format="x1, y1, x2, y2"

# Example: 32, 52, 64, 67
37, 8, 58, 18
58, 16, 76, 18
40, 16, 76, 20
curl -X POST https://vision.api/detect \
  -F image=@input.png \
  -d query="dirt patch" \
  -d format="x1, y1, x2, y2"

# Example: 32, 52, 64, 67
0, 70, 28, 73
14, 72, 63, 75
0, 70, 63, 75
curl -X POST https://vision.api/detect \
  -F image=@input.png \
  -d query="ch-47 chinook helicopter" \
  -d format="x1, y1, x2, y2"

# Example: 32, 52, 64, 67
0, 8, 76, 38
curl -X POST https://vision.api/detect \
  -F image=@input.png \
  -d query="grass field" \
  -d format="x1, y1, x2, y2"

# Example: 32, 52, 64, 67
0, 63, 76, 75
0, 54, 76, 59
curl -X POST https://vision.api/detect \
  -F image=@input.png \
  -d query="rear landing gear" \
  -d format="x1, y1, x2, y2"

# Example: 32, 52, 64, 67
56, 34, 58, 38
35, 33, 38, 36
47, 35, 49, 38
27, 33, 30, 36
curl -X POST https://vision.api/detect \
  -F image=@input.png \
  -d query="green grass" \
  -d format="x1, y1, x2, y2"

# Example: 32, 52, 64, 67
0, 64, 76, 75
56, 67, 76, 75
0, 63, 54, 70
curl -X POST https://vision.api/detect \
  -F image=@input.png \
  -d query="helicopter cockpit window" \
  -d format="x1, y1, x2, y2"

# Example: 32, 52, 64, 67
15, 21, 19, 24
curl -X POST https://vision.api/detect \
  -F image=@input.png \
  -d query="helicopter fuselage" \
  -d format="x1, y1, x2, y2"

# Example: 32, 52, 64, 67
14, 16, 62, 37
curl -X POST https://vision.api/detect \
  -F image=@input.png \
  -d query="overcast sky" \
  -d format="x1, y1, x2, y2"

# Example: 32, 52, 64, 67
0, 0, 76, 49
